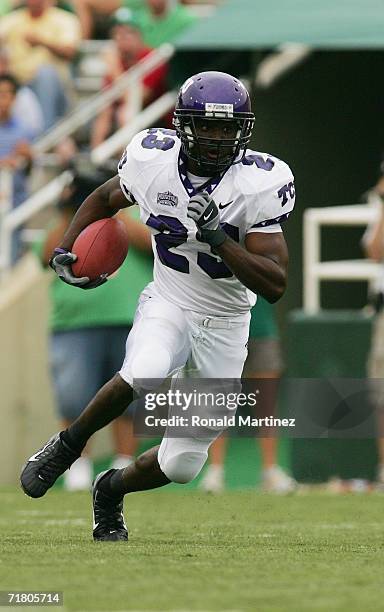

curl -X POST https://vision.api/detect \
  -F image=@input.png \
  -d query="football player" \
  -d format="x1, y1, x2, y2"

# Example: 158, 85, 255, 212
20, 71, 295, 541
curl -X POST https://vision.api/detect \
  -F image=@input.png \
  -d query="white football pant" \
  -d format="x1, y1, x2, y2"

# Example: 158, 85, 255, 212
119, 285, 250, 483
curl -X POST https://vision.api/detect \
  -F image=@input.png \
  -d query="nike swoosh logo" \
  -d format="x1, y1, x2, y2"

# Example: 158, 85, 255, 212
203, 210, 213, 221
28, 440, 52, 462
218, 200, 234, 210
28, 453, 43, 463
93, 492, 99, 530
121, 512, 127, 530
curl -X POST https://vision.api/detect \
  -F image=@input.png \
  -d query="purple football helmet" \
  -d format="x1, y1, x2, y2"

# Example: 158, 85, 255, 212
173, 71, 254, 173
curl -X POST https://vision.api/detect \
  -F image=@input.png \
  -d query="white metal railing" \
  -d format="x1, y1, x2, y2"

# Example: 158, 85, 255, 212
0, 168, 12, 231
91, 90, 176, 164
303, 203, 381, 313
0, 169, 13, 269
33, 43, 174, 154
0, 90, 177, 277
0, 171, 73, 273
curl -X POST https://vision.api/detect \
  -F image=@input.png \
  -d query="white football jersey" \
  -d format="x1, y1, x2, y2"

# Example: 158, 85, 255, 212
118, 128, 295, 316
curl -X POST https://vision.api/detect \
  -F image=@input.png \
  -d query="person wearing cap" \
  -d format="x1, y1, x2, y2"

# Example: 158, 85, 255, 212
90, 8, 168, 149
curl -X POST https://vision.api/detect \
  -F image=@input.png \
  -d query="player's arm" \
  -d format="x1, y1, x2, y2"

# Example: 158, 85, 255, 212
41, 215, 71, 267
50, 175, 132, 290
216, 231, 288, 303
59, 175, 131, 252
117, 210, 152, 253
187, 191, 288, 303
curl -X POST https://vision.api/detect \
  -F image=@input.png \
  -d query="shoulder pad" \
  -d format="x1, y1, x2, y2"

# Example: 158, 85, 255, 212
239, 151, 295, 230
123, 128, 179, 164
236, 151, 293, 196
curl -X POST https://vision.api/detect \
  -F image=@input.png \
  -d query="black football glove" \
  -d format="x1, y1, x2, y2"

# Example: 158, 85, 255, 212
187, 191, 227, 248
49, 248, 108, 290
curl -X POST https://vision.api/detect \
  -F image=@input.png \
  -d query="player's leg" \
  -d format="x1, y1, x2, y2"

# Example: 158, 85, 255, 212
96, 402, 230, 509
91, 296, 195, 540
92, 311, 251, 541
91, 444, 169, 541
92, 430, 224, 541
20, 343, 132, 499
61, 428, 92, 490
66, 291, 189, 452
20, 291, 190, 500
174, 311, 251, 487
62, 374, 133, 451
95, 432, 222, 520
92, 429, 222, 542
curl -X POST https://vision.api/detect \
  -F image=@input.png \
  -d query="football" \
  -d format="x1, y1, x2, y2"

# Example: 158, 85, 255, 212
72, 217, 129, 280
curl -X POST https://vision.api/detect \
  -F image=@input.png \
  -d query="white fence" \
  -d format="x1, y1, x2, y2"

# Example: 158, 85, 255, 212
33, 43, 174, 154
303, 203, 381, 313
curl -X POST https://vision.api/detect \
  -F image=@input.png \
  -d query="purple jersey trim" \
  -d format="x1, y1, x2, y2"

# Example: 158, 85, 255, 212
54, 247, 69, 254
121, 181, 134, 202
177, 150, 229, 198
251, 211, 291, 229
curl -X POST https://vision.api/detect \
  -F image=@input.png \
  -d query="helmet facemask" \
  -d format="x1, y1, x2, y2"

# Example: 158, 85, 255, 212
173, 110, 254, 175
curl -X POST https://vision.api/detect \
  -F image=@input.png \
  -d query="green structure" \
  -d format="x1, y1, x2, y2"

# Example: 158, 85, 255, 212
286, 310, 378, 482
176, 0, 384, 50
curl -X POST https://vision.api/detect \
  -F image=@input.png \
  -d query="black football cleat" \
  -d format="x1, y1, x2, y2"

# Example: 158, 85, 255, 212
92, 470, 128, 542
20, 432, 80, 498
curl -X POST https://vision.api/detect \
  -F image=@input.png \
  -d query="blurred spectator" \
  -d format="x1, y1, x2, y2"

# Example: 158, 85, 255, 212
91, 9, 167, 148
0, 74, 33, 261
0, 0, 81, 129
0, 47, 43, 138
181, 0, 221, 4
71, 0, 121, 39
72, 0, 196, 42
34, 170, 153, 489
362, 172, 384, 486
136, 0, 197, 48
0, 74, 33, 206
0, 0, 22, 17
201, 298, 297, 494
181, 0, 212, 3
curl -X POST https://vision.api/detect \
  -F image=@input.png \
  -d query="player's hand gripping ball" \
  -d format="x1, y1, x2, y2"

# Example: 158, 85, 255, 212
49, 249, 107, 289
50, 218, 129, 289
187, 191, 227, 248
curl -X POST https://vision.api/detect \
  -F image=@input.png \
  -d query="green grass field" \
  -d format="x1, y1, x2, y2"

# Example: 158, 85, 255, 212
2, 487, 384, 612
